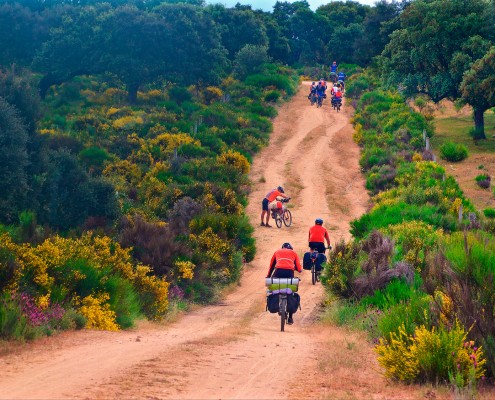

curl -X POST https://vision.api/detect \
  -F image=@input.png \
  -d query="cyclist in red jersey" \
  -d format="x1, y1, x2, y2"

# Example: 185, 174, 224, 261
266, 243, 302, 324
261, 186, 289, 227
308, 218, 331, 253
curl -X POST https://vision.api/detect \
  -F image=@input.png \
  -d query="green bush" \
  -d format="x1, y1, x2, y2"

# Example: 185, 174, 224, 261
439, 142, 468, 162
483, 208, 495, 218
264, 90, 280, 103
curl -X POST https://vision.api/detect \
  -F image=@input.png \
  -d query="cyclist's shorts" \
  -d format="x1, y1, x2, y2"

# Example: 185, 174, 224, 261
262, 197, 269, 211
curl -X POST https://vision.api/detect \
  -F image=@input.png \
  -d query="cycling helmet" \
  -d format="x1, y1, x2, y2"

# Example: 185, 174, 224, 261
315, 218, 323, 225
312, 81, 315, 85
282, 242, 293, 250
277, 186, 284, 193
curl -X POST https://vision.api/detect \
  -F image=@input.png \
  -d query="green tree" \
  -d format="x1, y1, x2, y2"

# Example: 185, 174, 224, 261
233, 44, 270, 79
0, 97, 28, 223
207, 5, 268, 59
382, 0, 492, 102
460, 46, 495, 138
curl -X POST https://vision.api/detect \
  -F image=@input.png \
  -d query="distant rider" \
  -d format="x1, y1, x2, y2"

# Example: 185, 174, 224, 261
337, 71, 346, 82
315, 81, 326, 103
266, 242, 302, 325
261, 186, 289, 227
308, 218, 331, 254
308, 82, 317, 99
330, 61, 338, 83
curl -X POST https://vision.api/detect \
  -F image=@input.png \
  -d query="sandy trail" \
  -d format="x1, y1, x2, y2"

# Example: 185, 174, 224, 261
1, 83, 448, 400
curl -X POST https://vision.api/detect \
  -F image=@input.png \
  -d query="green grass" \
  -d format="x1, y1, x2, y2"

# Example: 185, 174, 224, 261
432, 111, 495, 154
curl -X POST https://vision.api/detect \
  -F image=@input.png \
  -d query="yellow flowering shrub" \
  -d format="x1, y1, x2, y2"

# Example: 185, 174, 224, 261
449, 197, 463, 216
352, 123, 364, 145
217, 150, 250, 175
190, 227, 230, 264
112, 115, 144, 130
175, 260, 195, 280
204, 86, 223, 104
376, 323, 486, 384
79, 293, 119, 331
148, 133, 199, 155
412, 152, 423, 162
236, 116, 249, 128
382, 221, 441, 271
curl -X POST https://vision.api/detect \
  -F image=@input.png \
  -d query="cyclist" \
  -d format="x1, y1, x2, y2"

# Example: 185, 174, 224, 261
330, 61, 338, 83
308, 218, 331, 254
266, 242, 302, 325
337, 71, 346, 82
315, 82, 326, 105
261, 186, 289, 227
307, 82, 317, 99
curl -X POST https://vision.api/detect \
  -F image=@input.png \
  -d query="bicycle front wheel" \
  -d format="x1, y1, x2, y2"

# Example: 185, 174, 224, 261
275, 215, 282, 228
283, 209, 292, 227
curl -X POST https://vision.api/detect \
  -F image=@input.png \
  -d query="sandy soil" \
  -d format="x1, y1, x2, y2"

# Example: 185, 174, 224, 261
0, 84, 468, 400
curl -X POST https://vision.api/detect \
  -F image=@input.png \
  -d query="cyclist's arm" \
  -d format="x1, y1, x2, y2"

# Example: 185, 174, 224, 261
325, 230, 331, 247
266, 253, 277, 278
294, 255, 302, 273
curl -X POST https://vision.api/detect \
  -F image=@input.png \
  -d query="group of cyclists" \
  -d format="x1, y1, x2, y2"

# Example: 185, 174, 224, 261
262, 186, 331, 325
308, 61, 346, 109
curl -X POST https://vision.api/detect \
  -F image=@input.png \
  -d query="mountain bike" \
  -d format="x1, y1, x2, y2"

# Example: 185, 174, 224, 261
332, 97, 342, 112
316, 93, 324, 108
309, 246, 331, 285
309, 92, 317, 106
270, 198, 292, 228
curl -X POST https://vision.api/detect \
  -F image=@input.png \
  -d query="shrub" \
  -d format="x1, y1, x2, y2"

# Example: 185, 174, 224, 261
264, 90, 280, 103
475, 174, 491, 189
375, 323, 486, 384
483, 208, 495, 219
439, 142, 468, 162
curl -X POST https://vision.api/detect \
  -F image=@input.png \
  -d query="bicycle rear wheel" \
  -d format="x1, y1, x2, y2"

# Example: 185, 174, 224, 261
275, 215, 282, 228
311, 263, 317, 285
283, 209, 292, 227
280, 297, 287, 332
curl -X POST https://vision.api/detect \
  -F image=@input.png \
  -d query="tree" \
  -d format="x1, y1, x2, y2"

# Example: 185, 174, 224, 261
233, 44, 270, 79
0, 97, 28, 223
207, 5, 268, 59
381, 0, 492, 102
460, 46, 495, 138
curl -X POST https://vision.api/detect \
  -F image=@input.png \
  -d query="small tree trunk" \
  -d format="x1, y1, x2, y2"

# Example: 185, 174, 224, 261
474, 107, 486, 139
127, 83, 139, 104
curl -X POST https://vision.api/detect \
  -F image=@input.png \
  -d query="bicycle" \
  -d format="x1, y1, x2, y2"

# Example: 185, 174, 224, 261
316, 93, 324, 108
265, 277, 300, 332
270, 198, 292, 228
331, 97, 342, 112
308, 92, 317, 106
309, 246, 331, 285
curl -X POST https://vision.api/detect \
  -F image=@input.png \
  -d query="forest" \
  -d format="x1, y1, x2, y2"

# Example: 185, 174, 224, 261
1, 0, 495, 393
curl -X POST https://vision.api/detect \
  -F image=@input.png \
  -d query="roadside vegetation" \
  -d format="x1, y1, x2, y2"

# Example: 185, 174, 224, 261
322, 69, 495, 394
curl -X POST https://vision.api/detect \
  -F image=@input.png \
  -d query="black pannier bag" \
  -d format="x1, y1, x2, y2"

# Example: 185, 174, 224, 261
303, 252, 312, 270
266, 293, 280, 313
316, 253, 327, 271
303, 252, 327, 271
287, 293, 301, 314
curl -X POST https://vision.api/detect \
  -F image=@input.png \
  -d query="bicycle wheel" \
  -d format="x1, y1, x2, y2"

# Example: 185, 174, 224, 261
311, 263, 317, 285
275, 214, 282, 228
280, 297, 287, 332
283, 209, 292, 227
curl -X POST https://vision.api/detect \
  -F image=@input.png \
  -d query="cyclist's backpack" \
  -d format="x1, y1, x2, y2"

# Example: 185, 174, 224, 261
303, 252, 312, 270
287, 293, 301, 314
266, 293, 280, 313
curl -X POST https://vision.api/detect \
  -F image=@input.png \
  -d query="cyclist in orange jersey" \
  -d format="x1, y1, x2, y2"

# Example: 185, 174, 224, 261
308, 218, 331, 254
266, 243, 302, 325
261, 186, 289, 227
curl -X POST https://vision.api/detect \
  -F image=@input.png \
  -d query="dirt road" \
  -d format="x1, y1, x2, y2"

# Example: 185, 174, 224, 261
0, 84, 446, 400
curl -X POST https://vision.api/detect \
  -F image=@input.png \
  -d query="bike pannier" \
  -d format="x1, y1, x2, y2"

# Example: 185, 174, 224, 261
316, 253, 327, 272
287, 293, 301, 314
266, 293, 280, 313
303, 252, 312, 270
